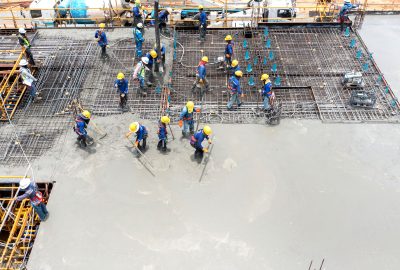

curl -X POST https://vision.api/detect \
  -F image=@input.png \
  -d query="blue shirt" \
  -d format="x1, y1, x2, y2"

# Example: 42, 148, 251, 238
230, 65, 241, 73
179, 106, 194, 121
229, 75, 241, 94
133, 6, 142, 17
158, 122, 167, 140
191, 129, 209, 149
114, 78, 128, 94
199, 11, 207, 25
225, 43, 233, 56
197, 64, 206, 79
158, 10, 169, 22
262, 80, 272, 97
134, 28, 144, 43
136, 125, 148, 141
95, 30, 107, 46
339, 3, 358, 16
16, 182, 38, 201
145, 52, 157, 67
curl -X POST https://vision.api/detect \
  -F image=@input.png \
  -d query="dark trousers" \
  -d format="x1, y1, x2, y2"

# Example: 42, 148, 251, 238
101, 45, 108, 58
120, 93, 128, 108
133, 16, 142, 28
32, 202, 48, 221
77, 134, 87, 147
199, 24, 207, 40
137, 136, 147, 150
25, 48, 36, 66
157, 138, 167, 151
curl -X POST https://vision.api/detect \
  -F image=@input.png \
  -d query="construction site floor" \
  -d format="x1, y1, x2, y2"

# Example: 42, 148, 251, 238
0, 15, 400, 270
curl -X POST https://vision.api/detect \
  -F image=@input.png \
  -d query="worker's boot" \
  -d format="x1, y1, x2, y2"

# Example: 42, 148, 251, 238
161, 140, 167, 152
157, 140, 162, 150
189, 128, 194, 135
79, 138, 87, 148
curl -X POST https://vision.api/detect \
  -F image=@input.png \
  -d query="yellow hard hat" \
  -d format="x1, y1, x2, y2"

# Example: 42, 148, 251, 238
201, 56, 208, 63
99, 23, 105, 29
203, 125, 212, 135
82, 110, 91, 119
135, 0, 141, 4
261, 74, 269, 81
150, 50, 157, 58
235, 70, 243, 77
129, 122, 139, 132
231, 59, 239, 67
117, 72, 124, 79
186, 101, 194, 113
225, 35, 232, 41
161, 116, 170, 124
198, 5, 204, 9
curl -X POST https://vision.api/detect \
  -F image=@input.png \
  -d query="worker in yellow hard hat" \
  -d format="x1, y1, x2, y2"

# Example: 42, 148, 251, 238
260, 73, 274, 111
227, 70, 244, 110
157, 116, 170, 151
224, 35, 234, 68
95, 23, 109, 59
74, 110, 94, 147
144, 50, 160, 86
132, 0, 143, 27
192, 56, 210, 93
197, 5, 207, 41
114, 72, 129, 111
178, 101, 200, 136
126, 121, 148, 150
229, 59, 241, 75
154, 43, 166, 68
190, 125, 212, 159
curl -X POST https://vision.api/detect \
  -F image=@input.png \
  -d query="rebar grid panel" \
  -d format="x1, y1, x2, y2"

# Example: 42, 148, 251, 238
171, 27, 400, 123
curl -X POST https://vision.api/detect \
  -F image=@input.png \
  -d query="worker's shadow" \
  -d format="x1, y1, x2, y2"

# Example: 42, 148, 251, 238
125, 145, 148, 158
76, 142, 97, 154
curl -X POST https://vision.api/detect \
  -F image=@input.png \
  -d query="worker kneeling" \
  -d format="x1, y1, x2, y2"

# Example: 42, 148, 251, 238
127, 122, 148, 150
190, 125, 212, 159
74, 110, 93, 148
157, 116, 170, 152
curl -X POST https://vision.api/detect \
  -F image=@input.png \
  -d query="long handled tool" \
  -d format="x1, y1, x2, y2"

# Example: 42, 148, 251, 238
198, 137, 214, 183
75, 100, 108, 139
125, 137, 156, 177
168, 124, 175, 140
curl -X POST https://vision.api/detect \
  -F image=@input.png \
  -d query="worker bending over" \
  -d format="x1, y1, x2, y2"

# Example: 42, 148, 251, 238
134, 23, 145, 58
127, 122, 148, 150
74, 110, 93, 147
144, 50, 159, 86
339, 0, 359, 32
178, 101, 199, 136
260, 73, 274, 111
227, 70, 243, 110
18, 28, 36, 66
154, 43, 166, 69
132, 0, 143, 27
158, 8, 172, 34
190, 126, 212, 159
133, 57, 149, 96
157, 116, 170, 152
19, 59, 41, 101
192, 56, 209, 93
16, 178, 49, 221
114, 72, 129, 110
95, 23, 109, 59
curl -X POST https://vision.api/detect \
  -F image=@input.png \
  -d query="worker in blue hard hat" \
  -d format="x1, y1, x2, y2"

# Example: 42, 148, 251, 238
339, 0, 359, 32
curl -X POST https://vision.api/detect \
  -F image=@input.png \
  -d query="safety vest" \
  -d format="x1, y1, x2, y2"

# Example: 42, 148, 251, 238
183, 106, 194, 121
31, 191, 43, 206
18, 34, 30, 47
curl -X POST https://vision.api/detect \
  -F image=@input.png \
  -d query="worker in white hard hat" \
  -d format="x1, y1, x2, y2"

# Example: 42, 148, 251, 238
133, 57, 150, 97
126, 122, 148, 150
74, 110, 93, 147
95, 23, 109, 59
19, 59, 41, 101
157, 8, 172, 34
16, 178, 49, 221
157, 116, 170, 152
132, 0, 143, 27
17, 28, 36, 66
134, 23, 145, 58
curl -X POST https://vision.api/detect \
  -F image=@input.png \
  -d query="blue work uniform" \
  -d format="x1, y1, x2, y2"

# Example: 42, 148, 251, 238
95, 30, 108, 57
145, 52, 157, 68
197, 64, 206, 80
199, 11, 207, 40
179, 106, 195, 134
339, 2, 358, 30
157, 121, 168, 150
16, 182, 48, 221
74, 114, 89, 137
158, 10, 169, 23
136, 125, 148, 142
114, 79, 128, 94
134, 28, 145, 58
132, 5, 142, 26
262, 80, 272, 110
229, 65, 241, 75
227, 75, 242, 109
225, 42, 234, 64
190, 129, 209, 151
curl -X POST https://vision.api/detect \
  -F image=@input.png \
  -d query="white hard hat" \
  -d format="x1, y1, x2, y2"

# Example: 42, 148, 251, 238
141, 57, 149, 65
20, 178, 31, 189
137, 23, 143, 28
19, 27, 26, 34
167, 8, 173, 13
19, 59, 28, 66
344, 0, 351, 3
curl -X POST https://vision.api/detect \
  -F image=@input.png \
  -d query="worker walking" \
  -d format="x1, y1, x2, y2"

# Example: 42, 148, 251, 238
158, 8, 172, 34
191, 56, 210, 93
144, 50, 159, 86
133, 57, 149, 96
227, 70, 244, 110
134, 23, 145, 58
197, 5, 207, 41
190, 126, 212, 159
74, 110, 93, 148
19, 59, 41, 101
18, 28, 36, 66
95, 23, 109, 59
127, 122, 148, 150
154, 43, 166, 69
114, 72, 129, 110
224, 35, 234, 68
178, 101, 198, 136
260, 73, 273, 111
157, 116, 170, 152
16, 178, 49, 221
132, 0, 143, 27
339, 0, 359, 31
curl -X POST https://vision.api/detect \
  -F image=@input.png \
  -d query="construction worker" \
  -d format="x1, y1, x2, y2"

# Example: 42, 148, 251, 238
227, 70, 244, 110
197, 5, 207, 41
134, 23, 145, 58
17, 28, 36, 66
16, 178, 49, 221
95, 23, 109, 59
229, 59, 240, 75
191, 56, 209, 93
190, 125, 212, 158
157, 116, 170, 151
339, 0, 359, 31
127, 122, 148, 150
19, 59, 41, 101
132, 0, 143, 27
224, 35, 234, 68
178, 101, 199, 136
114, 72, 129, 110
74, 110, 93, 148
133, 57, 149, 96
154, 43, 166, 68
260, 73, 273, 111
144, 50, 159, 85
158, 8, 172, 34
